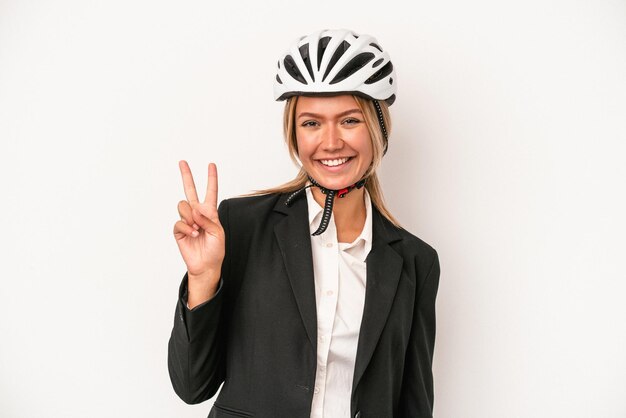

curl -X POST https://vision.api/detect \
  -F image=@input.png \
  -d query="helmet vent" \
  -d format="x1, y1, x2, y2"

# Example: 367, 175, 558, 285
322, 40, 351, 82
298, 44, 315, 81
365, 61, 393, 84
284, 55, 308, 85
276, 74, 282, 84
372, 58, 384, 68
330, 52, 375, 85
317, 36, 331, 71
370, 43, 382, 52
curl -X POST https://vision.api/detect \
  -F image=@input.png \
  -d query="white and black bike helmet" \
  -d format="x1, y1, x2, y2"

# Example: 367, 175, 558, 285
273, 29, 396, 106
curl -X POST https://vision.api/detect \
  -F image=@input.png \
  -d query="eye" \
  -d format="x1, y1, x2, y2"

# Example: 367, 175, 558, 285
301, 120, 319, 127
343, 118, 361, 125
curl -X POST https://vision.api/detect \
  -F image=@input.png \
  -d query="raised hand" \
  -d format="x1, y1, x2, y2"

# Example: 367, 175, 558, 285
173, 161, 225, 305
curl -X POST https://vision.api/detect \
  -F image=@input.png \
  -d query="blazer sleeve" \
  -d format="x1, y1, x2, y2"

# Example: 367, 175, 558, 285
167, 199, 231, 404
398, 249, 441, 417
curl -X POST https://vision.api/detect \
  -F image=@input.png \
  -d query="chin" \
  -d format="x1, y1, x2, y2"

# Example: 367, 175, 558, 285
311, 174, 361, 191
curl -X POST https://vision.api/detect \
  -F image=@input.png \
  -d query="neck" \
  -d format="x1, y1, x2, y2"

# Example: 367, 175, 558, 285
311, 186, 366, 242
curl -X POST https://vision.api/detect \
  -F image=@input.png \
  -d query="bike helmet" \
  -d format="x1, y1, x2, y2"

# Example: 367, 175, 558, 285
273, 29, 396, 105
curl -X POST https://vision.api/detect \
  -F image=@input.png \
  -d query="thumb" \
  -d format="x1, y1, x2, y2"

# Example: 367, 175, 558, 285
196, 204, 219, 222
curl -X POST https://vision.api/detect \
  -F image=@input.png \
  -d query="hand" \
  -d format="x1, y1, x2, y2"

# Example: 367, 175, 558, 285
173, 161, 225, 288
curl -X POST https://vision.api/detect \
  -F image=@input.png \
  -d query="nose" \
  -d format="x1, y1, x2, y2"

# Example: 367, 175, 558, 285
321, 124, 344, 152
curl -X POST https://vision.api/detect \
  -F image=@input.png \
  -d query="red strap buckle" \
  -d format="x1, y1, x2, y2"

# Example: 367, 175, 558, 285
337, 188, 349, 198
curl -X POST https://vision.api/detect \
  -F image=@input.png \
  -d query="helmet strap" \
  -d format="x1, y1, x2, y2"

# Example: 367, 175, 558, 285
285, 175, 367, 236
372, 100, 389, 155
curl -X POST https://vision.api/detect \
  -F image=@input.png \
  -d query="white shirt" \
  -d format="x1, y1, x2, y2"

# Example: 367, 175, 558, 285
306, 186, 373, 418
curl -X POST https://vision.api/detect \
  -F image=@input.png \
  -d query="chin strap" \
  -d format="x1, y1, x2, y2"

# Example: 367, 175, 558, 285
285, 175, 367, 236
373, 99, 389, 155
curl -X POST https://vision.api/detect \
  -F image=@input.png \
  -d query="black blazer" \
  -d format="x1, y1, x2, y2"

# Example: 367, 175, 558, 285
168, 192, 440, 418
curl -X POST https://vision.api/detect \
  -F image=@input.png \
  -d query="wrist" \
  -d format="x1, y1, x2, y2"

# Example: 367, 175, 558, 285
187, 270, 220, 308
188, 268, 221, 284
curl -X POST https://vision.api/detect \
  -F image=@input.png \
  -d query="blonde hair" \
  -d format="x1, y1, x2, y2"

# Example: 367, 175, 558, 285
248, 94, 401, 227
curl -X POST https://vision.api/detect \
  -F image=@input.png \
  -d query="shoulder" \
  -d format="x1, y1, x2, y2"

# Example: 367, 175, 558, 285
394, 226, 440, 285
397, 227, 437, 259
374, 208, 438, 266
217, 192, 285, 230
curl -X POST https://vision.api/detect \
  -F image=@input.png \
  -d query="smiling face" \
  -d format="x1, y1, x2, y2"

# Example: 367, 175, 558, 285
294, 95, 374, 191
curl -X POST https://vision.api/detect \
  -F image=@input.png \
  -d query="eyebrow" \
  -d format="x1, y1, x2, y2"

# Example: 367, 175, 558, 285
297, 108, 363, 119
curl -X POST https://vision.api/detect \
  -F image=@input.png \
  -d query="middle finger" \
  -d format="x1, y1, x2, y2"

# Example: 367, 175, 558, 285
179, 160, 200, 203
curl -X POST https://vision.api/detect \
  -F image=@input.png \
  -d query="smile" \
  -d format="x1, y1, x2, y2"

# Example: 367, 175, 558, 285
318, 157, 353, 167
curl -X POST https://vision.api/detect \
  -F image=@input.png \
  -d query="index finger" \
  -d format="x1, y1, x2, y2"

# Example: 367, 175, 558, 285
205, 162, 218, 210
179, 160, 200, 203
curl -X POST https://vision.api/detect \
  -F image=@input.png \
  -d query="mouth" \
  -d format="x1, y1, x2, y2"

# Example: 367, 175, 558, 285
317, 156, 354, 167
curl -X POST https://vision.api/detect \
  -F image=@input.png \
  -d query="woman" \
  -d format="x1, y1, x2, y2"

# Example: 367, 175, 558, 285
168, 29, 440, 418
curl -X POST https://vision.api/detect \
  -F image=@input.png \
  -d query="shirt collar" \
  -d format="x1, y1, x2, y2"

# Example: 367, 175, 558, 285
305, 185, 373, 259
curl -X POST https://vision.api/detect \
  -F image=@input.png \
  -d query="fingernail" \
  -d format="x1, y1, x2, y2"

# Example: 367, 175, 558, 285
191, 231, 199, 237
193, 223, 199, 230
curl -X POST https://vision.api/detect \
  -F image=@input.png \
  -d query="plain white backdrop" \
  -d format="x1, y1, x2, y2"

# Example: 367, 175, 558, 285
1, 0, 625, 417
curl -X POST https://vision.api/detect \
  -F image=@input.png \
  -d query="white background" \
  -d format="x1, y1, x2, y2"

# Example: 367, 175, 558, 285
1, 0, 625, 417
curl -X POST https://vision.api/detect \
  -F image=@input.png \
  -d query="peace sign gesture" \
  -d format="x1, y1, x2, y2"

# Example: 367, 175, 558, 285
173, 161, 225, 302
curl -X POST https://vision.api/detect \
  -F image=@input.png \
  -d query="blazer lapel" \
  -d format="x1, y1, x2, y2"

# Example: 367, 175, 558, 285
352, 208, 403, 393
273, 193, 318, 351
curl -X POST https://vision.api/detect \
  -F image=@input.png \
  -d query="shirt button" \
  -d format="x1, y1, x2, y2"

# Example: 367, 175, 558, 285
326, 243, 333, 248
326, 290, 333, 296
314, 387, 320, 394
319, 335, 325, 343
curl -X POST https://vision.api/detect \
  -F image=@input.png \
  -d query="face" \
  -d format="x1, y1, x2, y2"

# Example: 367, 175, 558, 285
294, 95, 373, 190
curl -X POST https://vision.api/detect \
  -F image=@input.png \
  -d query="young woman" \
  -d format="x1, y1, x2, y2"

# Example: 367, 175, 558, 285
168, 29, 441, 418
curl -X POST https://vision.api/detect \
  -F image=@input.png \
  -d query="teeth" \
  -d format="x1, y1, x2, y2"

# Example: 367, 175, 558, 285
320, 157, 350, 167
